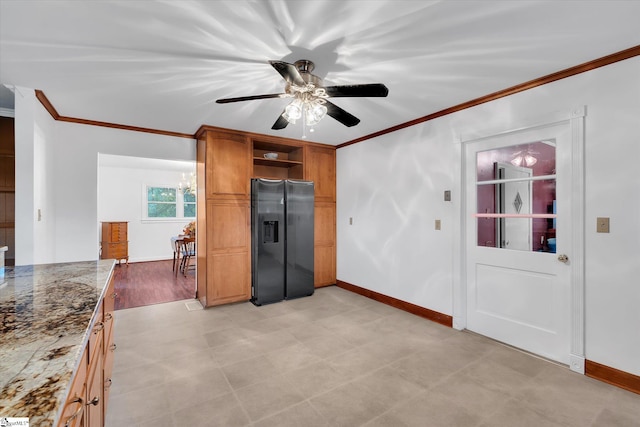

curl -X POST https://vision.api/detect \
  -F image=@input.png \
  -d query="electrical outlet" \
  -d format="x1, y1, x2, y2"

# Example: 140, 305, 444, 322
596, 217, 609, 233
444, 190, 451, 201
349, 217, 353, 225
435, 219, 441, 230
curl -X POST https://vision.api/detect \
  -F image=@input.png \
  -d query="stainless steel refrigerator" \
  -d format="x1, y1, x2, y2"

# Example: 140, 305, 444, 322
251, 178, 315, 305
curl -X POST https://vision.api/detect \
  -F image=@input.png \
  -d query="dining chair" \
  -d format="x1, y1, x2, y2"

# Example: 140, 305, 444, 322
172, 237, 182, 274
180, 237, 196, 276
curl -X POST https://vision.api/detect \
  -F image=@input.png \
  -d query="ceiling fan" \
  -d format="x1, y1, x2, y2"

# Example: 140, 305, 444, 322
216, 60, 389, 130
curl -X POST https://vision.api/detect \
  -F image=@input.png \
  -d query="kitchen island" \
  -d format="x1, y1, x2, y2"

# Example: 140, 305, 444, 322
0, 260, 116, 426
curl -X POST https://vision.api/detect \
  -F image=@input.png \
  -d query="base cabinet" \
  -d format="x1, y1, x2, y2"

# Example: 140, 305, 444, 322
59, 348, 87, 427
58, 275, 116, 427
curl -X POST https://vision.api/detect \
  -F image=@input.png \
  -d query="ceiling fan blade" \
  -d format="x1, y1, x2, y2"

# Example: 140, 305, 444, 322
324, 83, 389, 98
271, 113, 289, 130
325, 101, 360, 127
269, 60, 306, 86
216, 93, 285, 104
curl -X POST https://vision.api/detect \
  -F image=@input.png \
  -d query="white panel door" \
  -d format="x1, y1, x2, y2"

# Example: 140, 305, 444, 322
466, 122, 571, 364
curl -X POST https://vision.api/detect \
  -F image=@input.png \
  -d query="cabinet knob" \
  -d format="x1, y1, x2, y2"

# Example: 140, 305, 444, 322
87, 396, 100, 406
111, 292, 118, 299
93, 322, 104, 333
104, 312, 113, 321
109, 343, 117, 352
105, 378, 113, 389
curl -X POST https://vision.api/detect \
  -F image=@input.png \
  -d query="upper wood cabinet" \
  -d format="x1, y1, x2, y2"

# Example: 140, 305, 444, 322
201, 129, 251, 198
305, 145, 336, 202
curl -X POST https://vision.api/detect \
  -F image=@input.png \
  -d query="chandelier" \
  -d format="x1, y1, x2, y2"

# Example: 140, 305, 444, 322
178, 171, 196, 195
510, 151, 538, 167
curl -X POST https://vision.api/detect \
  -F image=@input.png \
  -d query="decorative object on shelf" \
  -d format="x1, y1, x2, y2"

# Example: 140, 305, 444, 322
183, 221, 196, 237
178, 170, 196, 195
264, 152, 278, 159
216, 59, 388, 132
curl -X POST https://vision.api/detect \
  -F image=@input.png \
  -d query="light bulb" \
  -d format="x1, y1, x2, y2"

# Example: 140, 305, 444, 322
305, 101, 327, 126
282, 98, 303, 123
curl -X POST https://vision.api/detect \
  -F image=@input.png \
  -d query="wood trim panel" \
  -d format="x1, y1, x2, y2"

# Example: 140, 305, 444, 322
336, 280, 453, 327
35, 90, 194, 139
338, 44, 640, 149
196, 124, 332, 150
585, 360, 640, 395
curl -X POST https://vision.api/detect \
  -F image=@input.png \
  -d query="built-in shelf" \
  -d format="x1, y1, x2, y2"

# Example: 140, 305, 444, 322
252, 139, 304, 180
253, 157, 303, 168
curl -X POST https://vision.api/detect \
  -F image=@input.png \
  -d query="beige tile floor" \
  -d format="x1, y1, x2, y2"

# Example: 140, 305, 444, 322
105, 286, 640, 427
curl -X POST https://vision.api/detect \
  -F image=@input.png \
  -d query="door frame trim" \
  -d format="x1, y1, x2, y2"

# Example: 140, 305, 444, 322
454, 106, 586, 373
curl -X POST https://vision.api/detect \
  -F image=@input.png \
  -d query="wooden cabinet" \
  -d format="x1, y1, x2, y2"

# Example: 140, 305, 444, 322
195, 125, 336, 307
59, 347, 87, 426
314, 202, 337, 287
58, 275, 116, 427
102, 277, 116, 414
100, 222, 128, 265
305, 146, 336, 287
305, 145, 336, 203
0, 116, 15, 266
196, 127, 252, 307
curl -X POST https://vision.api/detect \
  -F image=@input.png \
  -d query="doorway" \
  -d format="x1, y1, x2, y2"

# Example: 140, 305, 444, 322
460, 110, 586, 370
98, 154, 197, 309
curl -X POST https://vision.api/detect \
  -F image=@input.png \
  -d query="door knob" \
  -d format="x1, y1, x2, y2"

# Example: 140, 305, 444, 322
558, 254, 569, 263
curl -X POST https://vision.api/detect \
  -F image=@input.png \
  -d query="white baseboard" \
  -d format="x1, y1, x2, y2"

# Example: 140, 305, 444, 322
570, 354, 585, 374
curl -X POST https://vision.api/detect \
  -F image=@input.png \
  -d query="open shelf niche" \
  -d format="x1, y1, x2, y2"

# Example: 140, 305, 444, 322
252, 139, 304, 180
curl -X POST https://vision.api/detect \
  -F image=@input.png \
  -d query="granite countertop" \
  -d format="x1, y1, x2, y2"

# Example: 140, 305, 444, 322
0, 260, 115, 426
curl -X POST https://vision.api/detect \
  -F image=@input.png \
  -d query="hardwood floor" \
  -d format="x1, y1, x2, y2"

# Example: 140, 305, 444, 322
112, 260, 195, 310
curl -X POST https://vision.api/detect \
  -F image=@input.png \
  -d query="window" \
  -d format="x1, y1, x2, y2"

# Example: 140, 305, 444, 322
145, 186, 195, 220
475, 140, 556, 252
183, 191, 196, 217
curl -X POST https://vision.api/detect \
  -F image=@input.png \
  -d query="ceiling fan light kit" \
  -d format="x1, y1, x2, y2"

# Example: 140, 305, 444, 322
216, 59, 388, 132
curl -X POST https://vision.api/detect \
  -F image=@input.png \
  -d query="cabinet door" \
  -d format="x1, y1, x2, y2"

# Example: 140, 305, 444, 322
86, 350, 103, 427
314, 202, 336, 287
205, 131, 251, 198
58, 348, 87, 427
206, 200, 251, 305
305, 146, 336, 202
208, 252, 251, 305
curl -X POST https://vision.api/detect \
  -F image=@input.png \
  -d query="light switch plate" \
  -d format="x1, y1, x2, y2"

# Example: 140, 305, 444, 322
596, 217, 609, 233
435, 219, 441, 230
444, 190, 451, 201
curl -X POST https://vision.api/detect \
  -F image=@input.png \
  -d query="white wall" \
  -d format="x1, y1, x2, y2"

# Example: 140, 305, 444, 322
98, 157, 195, 262
14, 87, 56, 265
14, 93, 196, 264
51, 123, 196, 263
337, 56, 640, 376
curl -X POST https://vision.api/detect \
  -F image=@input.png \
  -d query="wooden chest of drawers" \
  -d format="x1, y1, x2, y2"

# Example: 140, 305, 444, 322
100, 222, 128, 265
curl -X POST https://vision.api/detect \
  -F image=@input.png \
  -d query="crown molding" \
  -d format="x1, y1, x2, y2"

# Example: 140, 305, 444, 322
338, 44, 640, 149
34, 90, 195, 139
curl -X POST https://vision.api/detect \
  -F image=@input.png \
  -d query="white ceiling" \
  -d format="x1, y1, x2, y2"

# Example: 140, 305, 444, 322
1, 0, 639, 146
